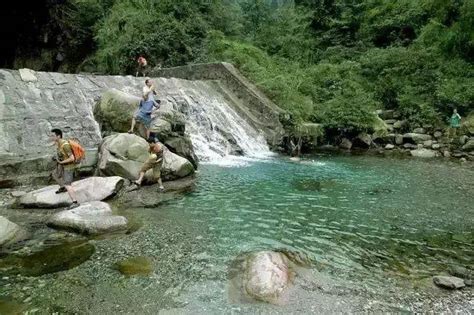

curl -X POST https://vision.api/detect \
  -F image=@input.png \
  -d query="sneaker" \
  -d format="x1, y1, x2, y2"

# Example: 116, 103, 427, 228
55, 187, 67, 194
67, 201, 80, 210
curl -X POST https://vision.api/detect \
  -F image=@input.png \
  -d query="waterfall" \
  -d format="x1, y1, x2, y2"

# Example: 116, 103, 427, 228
160, 78, 273, 165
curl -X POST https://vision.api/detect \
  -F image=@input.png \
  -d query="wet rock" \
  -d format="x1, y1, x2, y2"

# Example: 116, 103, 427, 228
462, 139, 474, 151
0, 216, 28, 247
410, 148, 438, 158
47, 201, 128, 235
115, 256, 153, 276
385, 144, 395, 150
236, 251, 292, 304
164, 137, 198, 169
413, 127, 426, 134
114, 176, 196, 208
18, 176, 124, 208
449, 266, 472, 282
98, 133, 194, 182
292, 178, 335, 191
433, 276, 465, 290
434, 131, 443, 138
0, 240, 94, 276
403, 133, 432, 144
339, 138, 352, 150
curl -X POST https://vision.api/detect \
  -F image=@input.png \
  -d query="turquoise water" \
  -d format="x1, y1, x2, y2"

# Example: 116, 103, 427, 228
0, 155, 473, 313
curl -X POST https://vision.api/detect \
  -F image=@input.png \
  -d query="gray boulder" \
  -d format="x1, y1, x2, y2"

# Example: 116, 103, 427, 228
413, 127, 426, 134
353, 133, 372, 149
339, 138, 352, 150
462, 139, 474, 151
410, 148, 438, 158
18, 176, 124, 208
47, 201, 128, 234
385, 144, 395, 150
433, 276, 465, 290
0, 216, 28, 246
403, 133, 432, 144
434, 131, 443, 138
165, 137, 198, 169
423, 140, 433, 148
243, 251, 291, 304
98, 133, 194, 182
94, 88, 187, 139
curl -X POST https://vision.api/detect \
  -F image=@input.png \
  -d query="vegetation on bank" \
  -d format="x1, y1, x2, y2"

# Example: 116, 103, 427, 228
3, 0, 474, 135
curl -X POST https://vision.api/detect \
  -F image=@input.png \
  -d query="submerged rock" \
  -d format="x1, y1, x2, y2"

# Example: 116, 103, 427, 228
433, 276, 465, 290
47, 201, 128, 235
99, 133, 194, 182
18, 176, 124, 208
0, 216, 28, 247
228, 251, 297, 305
115, 256, 153, 276
0, 240, 94, 276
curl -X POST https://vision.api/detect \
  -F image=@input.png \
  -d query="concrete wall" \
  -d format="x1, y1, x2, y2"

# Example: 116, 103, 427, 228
150, 62, 285, 146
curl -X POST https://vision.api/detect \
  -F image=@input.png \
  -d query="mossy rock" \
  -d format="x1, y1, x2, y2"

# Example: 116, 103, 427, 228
0, 241, 95, 276
115, 256, 153, 276
461, 112, 474, 135
372, 116, 389, 139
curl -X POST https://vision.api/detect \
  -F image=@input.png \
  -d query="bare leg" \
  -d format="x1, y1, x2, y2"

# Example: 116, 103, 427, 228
135, 171, 146, 185
158, 178, 164, 191
128, 117, 136, 133
65, 185, 78, 203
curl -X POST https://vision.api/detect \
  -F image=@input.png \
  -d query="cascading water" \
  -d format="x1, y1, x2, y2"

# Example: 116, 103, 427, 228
159, 78, 273, 165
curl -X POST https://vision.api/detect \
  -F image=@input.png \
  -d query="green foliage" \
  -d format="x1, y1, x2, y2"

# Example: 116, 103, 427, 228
19, 0, 473, 134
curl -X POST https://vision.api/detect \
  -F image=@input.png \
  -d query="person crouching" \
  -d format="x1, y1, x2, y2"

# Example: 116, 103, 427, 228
133, 137, 165, 192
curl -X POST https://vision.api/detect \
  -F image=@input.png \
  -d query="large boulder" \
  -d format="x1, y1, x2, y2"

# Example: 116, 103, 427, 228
47, 201, 128, 235
403, 133, 432, 144
352, 133, 372, 149
0, 216, 28, 246
433, 276, 465, 290
164, 137, 198, 169
462, 139, 474, 151
18, 176, 124, 208
94, 88, 186, 139
98, 133, 194, 182
230, 251, 292, 304
371, 116, 389, 140
410, 148, 439, 158
339, 138, 352, 150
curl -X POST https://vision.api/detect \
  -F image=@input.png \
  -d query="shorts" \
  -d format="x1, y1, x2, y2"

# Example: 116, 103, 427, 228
134, 111, 152, 129
140, 156, 162, 180
53, 163, 75, 186
63, 169, 74, 185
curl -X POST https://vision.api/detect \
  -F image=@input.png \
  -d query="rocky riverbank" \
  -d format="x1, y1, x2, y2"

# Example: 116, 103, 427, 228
310, 110, 474, 162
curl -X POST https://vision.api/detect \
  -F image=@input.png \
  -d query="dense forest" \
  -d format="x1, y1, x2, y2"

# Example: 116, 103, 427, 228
1, 0, 473, 134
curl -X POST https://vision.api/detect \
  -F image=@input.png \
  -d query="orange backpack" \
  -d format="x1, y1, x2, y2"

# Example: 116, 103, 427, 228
68, 139, 86, 163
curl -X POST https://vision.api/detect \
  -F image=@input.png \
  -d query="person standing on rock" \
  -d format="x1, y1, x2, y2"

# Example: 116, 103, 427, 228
136, 56, 148, 77
448, 109, 462, 140
128, 79, 161, 139
132, 136, 165, 192
51, 129, 80, 209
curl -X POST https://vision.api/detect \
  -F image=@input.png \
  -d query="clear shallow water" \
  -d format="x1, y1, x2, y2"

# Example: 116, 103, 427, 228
0, 155, 473, 313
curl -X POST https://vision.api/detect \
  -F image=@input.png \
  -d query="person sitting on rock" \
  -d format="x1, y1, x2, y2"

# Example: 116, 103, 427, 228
448, 108, 462, 140
132, 136, 165, 192
50, 128, 80, 209
128, 79, 161, 139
